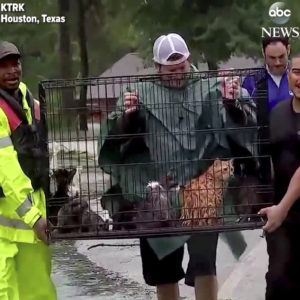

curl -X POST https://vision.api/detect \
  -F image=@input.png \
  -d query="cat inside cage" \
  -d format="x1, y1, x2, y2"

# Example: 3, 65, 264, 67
43, 69, 273, 238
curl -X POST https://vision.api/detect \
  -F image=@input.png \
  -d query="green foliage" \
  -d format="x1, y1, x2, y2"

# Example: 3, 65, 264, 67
284, 0, 300, 54
131, 0, 271, 67
0, 0, 59, 94
1, 0, 299, 95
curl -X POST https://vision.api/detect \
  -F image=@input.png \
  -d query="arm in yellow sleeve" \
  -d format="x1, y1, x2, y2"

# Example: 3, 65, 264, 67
0, 108, 42, 227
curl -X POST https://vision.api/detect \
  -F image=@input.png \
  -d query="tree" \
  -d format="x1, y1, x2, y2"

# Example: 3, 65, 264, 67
58, 0, 74, 115
58, 0, 73, 79
2, 0, 298, 95
77, 0, 89, 130
0, 0, 60, 94
130, 0, 271, 68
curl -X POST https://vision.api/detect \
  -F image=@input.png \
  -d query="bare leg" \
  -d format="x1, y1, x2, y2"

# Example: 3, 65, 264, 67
194, 275, 218, 300
157, 282, 180, 300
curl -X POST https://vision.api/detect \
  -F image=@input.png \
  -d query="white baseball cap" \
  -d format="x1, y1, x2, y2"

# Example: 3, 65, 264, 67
153, 33, 190, 66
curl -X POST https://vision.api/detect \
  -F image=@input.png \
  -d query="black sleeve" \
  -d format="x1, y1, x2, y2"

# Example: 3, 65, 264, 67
269, 101, 290, 144
98, 109, 147, 172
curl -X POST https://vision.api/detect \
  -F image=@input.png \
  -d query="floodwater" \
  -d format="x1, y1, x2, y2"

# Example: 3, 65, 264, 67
51, 241, 155, 300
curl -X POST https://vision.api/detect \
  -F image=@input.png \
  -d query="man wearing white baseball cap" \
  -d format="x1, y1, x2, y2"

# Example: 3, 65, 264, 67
99, 33, 256, 300
151, 33, 192, 89
153, 33, 190, 65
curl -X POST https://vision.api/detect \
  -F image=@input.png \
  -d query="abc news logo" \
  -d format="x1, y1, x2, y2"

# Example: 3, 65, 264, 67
269, 6, 291, 18
262, 2, 299, 38
262, 27, 299, 38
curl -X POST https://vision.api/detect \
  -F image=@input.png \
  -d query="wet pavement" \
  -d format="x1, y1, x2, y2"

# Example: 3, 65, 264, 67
50, 230, 265, 300
51, 241, 155, 300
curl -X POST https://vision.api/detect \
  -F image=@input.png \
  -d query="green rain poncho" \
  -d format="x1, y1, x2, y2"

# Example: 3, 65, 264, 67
98, 73, 256, 259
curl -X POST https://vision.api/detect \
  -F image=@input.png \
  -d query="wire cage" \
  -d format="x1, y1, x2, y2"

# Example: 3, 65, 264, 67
39, 68, 274, 240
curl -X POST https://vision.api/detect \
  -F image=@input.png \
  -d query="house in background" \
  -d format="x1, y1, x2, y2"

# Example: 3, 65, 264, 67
86, 53, 154, 122
86, 53, 260, 124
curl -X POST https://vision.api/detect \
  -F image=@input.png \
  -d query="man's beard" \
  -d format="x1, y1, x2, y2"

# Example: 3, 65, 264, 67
161, 75, 187, 88
269, 65, 286, 76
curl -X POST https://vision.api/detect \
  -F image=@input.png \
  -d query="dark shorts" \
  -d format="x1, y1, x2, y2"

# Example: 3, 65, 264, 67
140, 233, 218, 287
265, 212, 300, 300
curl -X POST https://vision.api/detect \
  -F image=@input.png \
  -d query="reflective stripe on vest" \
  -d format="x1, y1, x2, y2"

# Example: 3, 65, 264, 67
19, 82, 32, 125
0, 136, 12, 148
0, 215, 31, 230
16, 194, 33, 218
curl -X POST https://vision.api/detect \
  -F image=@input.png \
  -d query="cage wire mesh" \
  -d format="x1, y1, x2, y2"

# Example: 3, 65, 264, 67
39, 68, 274, 240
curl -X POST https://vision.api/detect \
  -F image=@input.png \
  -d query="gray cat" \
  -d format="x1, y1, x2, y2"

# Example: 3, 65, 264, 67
55, 197, 108, 234
134, 181, 179, 230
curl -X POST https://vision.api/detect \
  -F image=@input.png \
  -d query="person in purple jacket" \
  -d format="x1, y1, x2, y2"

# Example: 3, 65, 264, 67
242, 36, 292, 184
243, 36, 292, 112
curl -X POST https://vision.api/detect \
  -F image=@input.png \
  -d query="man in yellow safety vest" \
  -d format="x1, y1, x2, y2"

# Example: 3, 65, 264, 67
0, 41, 56, 300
